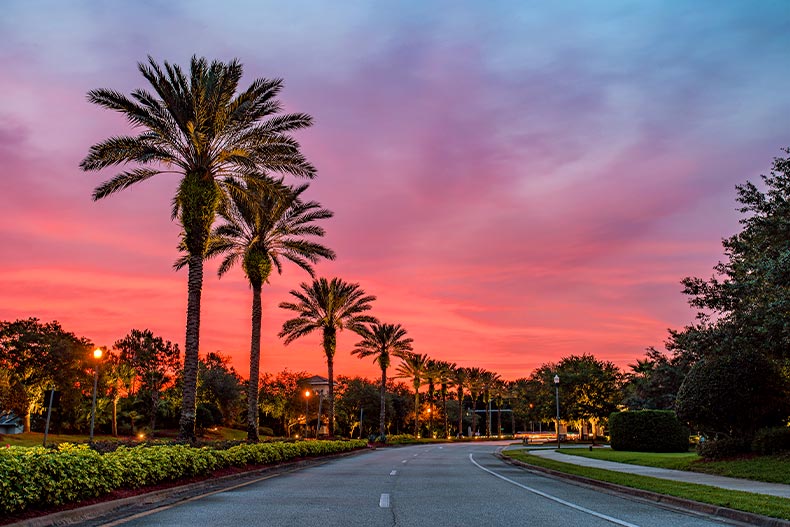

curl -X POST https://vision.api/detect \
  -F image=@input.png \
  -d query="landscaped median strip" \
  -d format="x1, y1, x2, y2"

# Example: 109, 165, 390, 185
500, 449, 790, 526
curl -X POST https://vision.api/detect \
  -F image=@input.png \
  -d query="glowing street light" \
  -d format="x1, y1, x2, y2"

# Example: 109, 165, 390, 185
89, 348, 103, 442
304, 390, 311, 437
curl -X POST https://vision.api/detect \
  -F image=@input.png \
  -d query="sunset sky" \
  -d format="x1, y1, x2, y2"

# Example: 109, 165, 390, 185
2, 2, 790, 381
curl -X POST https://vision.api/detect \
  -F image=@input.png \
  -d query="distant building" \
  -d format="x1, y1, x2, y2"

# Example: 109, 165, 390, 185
0, 411, 23, 435
305, 375, 335, 396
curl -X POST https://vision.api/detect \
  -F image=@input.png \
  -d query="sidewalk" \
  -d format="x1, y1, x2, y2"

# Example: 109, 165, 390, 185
524, 447, 790, 498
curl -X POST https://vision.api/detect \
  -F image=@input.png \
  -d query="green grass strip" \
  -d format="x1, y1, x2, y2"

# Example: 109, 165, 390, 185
503, 449, 790, 521
561, 448, 790, 485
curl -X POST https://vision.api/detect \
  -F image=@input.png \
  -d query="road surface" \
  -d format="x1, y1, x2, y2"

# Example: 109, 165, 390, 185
86, 441, 745, 527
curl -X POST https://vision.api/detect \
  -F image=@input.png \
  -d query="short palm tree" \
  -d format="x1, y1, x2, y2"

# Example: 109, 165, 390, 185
181, 178, 334, 441
279, 278, 376, 436
352, 323, 413, 438
396, 352, 430, 438
80, 56, 316, 440
451, 367, 467, 437
435, 361, 456, 438
481, 371, 501, 437
465, 367, 485, 436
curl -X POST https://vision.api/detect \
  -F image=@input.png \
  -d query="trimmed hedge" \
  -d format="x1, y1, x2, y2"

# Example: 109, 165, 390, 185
0, 439, 365, 514
609, 410, 689, 452
752, 427, 790, 455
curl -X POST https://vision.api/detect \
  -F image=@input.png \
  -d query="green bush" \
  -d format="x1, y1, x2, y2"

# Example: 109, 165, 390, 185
609, 410, 689, 452
0, 439, 366, 514
752, 427, 790, 455
697, 436, 748, 460
676, 350, 789, 440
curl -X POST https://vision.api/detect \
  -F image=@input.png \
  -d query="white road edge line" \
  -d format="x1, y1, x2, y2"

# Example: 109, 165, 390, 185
468, 454, 640, 527
390, 470, 397, 476
380, 493, 391, 508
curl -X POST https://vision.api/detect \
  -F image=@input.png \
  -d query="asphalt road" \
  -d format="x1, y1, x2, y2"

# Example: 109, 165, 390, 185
90, 441, 745, 527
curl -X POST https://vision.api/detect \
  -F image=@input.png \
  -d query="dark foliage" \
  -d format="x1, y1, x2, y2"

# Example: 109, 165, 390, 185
609, 410, 689, 452
751, 426, 790, 455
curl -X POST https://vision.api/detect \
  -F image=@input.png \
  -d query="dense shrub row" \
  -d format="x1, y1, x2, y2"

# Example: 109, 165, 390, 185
751, 427, 790, 455
609, 410, 689, 452
0, 440, 365, 514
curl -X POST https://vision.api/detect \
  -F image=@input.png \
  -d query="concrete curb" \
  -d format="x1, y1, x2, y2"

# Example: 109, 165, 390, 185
5, 448, 371, 527
498, 453, 790, 527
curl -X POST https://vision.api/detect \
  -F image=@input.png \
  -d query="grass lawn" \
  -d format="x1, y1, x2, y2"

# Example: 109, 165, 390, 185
561, 448, 790, 485
504, 449, 790, 520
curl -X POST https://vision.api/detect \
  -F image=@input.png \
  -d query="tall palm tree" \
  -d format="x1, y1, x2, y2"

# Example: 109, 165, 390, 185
182, 179, 334, 441
424, 359, 440, 438
465, 367, 485, 437
80, 56, 316, 440
352, 323, 413, 438
481, 371, 501, 437
435, 361, 456, 438
279, 278, 376, 436
451, 367, 467, 437
396, 352, 430, 438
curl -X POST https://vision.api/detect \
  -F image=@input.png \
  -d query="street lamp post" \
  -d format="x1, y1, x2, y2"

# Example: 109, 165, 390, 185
554, 374, 560, 450
89, 348, 103, 442
304, 390, 310, 438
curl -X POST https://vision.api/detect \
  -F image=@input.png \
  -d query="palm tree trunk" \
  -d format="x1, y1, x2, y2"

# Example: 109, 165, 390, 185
379, 366, 387, 438
414, 390, 420, 438
323, 327, 336, 437
457, 388, 464, 437
179, 253, 204, 441
442, 389, 448, 438
471, 392, 478, 436
112, 396, 118, 437
247, 282, 263, 442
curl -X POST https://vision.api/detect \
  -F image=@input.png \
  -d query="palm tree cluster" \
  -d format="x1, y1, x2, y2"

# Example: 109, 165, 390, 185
82, 56, 334, 441
79, 55, 621, 443
80, 55, 417, 442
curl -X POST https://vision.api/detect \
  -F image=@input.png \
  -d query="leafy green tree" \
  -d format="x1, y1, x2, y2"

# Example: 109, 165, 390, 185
352, 323, 413, 438
81, 55, 316, 440
181, 179, 334, 441
114, 329, 181, 434
533, 355, 621, 438
279, 277, 377, 436
197, 352, 244, 427
676, 348, 789, 439
334, 376, 381, 438
0, 318, 91, 432
621, 346, 693, 411
678, 149, 790, 364
258, 369, 310, 436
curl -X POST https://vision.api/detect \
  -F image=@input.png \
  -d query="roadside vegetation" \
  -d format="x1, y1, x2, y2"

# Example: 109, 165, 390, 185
504, 449, 790, 520
562, 448, 790, 485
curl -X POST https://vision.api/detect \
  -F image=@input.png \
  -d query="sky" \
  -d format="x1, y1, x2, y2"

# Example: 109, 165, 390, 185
1, 1, 789, 382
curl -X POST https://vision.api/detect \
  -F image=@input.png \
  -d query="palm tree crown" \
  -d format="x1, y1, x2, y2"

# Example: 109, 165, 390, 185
80, 55, 316, 440
187, 178, 334, 441
352, 323, 413, 438
279, 277, 376, 436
